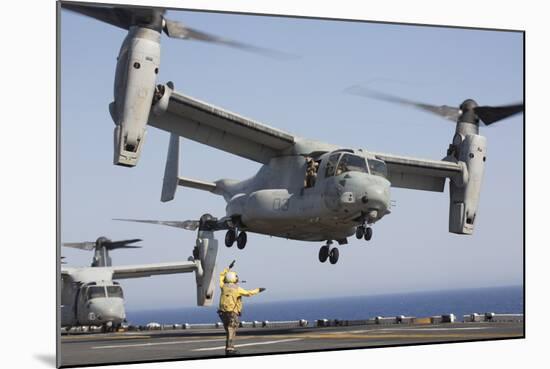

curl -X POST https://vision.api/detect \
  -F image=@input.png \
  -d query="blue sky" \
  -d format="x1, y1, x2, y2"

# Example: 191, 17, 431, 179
60, 7, 523, 310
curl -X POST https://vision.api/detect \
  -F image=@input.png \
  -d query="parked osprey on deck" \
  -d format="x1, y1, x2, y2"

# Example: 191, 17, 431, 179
61, 237, 213, 331
62, 2, 524, 265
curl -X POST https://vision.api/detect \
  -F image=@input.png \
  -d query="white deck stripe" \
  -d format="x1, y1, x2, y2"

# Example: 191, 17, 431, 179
92, 338, 225, 349
376, 327, 491, 332
193, 338, 302, 352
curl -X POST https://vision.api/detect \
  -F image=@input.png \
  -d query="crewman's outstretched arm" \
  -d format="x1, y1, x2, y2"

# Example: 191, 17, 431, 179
237, 287, 260, 297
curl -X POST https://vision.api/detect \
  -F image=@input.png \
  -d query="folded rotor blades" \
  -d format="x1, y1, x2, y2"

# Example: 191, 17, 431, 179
107, 238, 143, 249
62, 238, 143, 250
62, 241, 97, 251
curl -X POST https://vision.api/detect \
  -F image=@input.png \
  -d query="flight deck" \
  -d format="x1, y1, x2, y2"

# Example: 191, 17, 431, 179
59, 314, 524, 367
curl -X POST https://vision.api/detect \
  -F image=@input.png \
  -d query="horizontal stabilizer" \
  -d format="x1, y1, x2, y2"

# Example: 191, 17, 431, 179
178, 177, 217, 192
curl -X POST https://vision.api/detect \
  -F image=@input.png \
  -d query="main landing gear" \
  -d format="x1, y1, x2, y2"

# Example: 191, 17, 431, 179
355, 225, 373, 241
225, 229, 247, 249
319, 241, 339, 265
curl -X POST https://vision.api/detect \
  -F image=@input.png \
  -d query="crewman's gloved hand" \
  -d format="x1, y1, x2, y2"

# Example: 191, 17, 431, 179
259, 288, 266, 293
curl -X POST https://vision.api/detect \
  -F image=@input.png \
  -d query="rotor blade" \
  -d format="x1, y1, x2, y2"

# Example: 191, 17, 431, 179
163, 19, 297, 60
474, 104, 524, 125
344, 85, 460, 121
62, 242, 96, 251
105, 238, 143, 249
61, 3, 137, 30
114, 218, 200, 231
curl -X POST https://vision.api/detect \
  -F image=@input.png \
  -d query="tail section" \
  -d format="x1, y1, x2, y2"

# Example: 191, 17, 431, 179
161, 133, 180, 202
161, 133, 220, 202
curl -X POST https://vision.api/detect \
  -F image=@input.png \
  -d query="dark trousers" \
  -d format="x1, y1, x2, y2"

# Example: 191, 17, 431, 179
218, 311, 239, 352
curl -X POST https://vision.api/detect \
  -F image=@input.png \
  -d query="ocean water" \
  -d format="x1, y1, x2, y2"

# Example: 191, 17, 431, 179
126, 285, 523, 325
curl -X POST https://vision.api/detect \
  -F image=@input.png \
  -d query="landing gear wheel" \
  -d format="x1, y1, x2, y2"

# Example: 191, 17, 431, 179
236, 232, 247, 249
225, 230, 236, 247
364, 227, 373, 241
329, 248, 339, 264
318, 245, 329, 263
355, 226, 365, 239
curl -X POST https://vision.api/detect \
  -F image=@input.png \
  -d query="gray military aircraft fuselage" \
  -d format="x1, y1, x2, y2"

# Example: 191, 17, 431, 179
124, 131, 394, 265
61, 267, 127, 330
211, 149, 391, 243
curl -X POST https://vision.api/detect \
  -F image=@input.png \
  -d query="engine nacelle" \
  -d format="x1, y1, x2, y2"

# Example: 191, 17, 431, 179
152, 82, 173, 116
111, 27, 161, 167
449, 134, 487, 234
194, 229, 218, 306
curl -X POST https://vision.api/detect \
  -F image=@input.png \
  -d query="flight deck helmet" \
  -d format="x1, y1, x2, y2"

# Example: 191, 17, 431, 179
224, 271, 239, 283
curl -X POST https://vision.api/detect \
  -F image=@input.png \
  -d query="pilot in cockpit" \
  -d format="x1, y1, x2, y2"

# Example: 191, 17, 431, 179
335, 156, 349, 176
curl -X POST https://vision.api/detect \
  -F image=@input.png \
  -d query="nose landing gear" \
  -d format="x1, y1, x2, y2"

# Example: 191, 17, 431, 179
225, 229, 248, 249
319, 241, 339, 264
355, 225, 373, 241
236, 232, 247, 249
364, 226, 373, 241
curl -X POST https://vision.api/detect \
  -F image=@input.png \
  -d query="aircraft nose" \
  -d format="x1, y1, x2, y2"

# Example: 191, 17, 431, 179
363, 181, 390, 215
89, 298, 125, 323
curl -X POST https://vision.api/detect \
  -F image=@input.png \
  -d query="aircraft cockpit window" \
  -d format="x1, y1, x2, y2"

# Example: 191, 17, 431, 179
335, 154, 368, 175
325, 153, 341, 177
368, 159, 388, 178
86, 286, 106, 300
107, 286, 124, 298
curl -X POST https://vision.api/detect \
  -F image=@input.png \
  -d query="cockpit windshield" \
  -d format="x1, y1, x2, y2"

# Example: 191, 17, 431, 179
325, 153, 341, 177
86, 286, 106, 300
335, 154, 368, 176
107, 286, 124, 298
368, 159, 388, 178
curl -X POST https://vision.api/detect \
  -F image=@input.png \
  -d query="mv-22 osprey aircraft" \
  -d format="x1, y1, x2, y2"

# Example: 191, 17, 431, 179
63, 3, 524, 265
61, 235, 218, 331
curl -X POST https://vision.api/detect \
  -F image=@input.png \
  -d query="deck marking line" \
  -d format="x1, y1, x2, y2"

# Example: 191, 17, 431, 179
193, 338, 302, 352
92, 338, 225, 349
63, 335, 151, 342
375, 327, 492, 332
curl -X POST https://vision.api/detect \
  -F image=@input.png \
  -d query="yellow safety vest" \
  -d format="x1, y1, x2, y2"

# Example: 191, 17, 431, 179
219, 284, 242, 313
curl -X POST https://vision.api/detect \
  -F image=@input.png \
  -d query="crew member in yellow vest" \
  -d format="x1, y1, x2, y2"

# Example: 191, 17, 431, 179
218, 260, 266, 355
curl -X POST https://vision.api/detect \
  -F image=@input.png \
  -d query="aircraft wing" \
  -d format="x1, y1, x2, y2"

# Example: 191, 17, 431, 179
148, 89, 296, 163
373, 152, 463, 192
111, 261, 197, 280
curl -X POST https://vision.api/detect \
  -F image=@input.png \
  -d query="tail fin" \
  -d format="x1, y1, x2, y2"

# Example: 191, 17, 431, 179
161, 133, 220, 202
161, 133, 180, 202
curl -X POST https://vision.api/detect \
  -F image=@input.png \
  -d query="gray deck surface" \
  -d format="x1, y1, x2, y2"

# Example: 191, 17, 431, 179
60, 321, 523, 367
